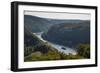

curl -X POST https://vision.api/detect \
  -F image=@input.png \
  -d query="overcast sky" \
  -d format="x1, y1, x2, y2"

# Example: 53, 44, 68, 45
24, 11, 90, 20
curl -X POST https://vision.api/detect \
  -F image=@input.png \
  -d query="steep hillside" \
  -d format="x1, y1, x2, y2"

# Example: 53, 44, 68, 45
24, 15, 52, 33
42, 21, 90, 48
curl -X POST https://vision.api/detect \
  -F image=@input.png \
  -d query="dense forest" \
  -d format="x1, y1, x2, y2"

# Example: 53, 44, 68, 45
24, 15, 90, 62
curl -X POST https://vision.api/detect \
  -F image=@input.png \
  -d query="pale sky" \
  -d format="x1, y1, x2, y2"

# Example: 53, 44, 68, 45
24, 11, 90, 20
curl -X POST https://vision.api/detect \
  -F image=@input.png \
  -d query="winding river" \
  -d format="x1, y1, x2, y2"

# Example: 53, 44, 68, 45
33, 32, 77, 55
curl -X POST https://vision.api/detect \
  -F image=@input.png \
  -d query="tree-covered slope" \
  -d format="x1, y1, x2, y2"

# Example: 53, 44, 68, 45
24, 15, 53, 33
24, 26, 43, 46
42, 20, 90, 48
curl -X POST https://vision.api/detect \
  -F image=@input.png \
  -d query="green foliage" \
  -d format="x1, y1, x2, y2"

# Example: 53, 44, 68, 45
24, 44, 86, 62
24, 29, 90, 61
24, 43, 61, 62
59, 52, 84, 60
76, 44, 90, 58
24, 42, 90, 62
24, 46, 35, 56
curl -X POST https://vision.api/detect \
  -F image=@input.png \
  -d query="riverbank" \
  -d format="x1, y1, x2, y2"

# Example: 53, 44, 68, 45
33, 32, 77, 55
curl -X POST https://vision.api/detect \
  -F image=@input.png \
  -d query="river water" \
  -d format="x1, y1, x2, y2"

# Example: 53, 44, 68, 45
33, 32, 77, 55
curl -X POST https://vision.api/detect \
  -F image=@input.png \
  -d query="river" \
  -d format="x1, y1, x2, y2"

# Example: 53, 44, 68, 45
33, 32, 77, 55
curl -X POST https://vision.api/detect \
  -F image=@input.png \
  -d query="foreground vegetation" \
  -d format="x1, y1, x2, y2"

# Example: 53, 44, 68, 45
24, 42, 90, 62
76, 44, 90, 58
24, 28, 90, 62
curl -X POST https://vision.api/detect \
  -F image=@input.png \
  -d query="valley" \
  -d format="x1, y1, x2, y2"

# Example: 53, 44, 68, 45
33, 32, 77, 55
24, 15, 90, 61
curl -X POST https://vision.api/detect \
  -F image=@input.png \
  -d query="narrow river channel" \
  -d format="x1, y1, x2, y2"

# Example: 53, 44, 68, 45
33, 32, 77, 55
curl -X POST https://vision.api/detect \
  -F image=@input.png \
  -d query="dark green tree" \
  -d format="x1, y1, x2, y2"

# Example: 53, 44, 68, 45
77, 44, 90, 58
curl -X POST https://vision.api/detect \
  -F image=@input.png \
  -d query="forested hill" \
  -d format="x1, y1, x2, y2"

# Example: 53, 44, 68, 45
42, 20, 90, 48
24, 15, 52, 33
